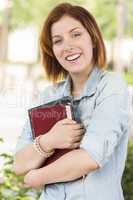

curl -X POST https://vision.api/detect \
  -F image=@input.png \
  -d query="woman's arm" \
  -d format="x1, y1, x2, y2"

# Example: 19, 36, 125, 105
24, 148, 99, 188
13, 133, 52, 176
13, 118, 84, 176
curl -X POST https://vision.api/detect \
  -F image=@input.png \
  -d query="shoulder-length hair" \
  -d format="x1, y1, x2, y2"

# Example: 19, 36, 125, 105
40, 3, 106, 82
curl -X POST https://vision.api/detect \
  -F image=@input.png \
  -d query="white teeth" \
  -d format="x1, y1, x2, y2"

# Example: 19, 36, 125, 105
66, 54, 81, 61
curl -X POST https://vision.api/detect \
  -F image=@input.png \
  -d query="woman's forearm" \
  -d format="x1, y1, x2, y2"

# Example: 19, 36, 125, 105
13, 133, 53, 176
13, 143, 47, 176
42, 149, 99, 184
24, 149, 99, 187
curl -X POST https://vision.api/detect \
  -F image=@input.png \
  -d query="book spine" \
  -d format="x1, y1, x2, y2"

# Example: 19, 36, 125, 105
28, 110, 36, 139
65, 105, 72, 119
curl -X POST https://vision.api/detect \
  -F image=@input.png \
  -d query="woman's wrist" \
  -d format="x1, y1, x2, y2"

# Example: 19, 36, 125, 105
33, 135, 54, 158
40, 133, 55, 152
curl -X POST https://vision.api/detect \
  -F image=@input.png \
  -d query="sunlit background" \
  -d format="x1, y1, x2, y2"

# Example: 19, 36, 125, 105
0, 0, 133, 199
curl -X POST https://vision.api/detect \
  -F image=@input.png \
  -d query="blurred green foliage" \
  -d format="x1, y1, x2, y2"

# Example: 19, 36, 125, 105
124, 72, 133, 85
0, 138, 40, 200
122, 139, 133, 200
91, 0, 117, 39
1, 0, 133, 40
10, 0, 133, 38
92, 0, 133, 39
11, 0, 86, 30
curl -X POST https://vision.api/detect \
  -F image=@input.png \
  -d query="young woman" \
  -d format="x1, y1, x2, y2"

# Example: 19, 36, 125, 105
13, 3, 130, 200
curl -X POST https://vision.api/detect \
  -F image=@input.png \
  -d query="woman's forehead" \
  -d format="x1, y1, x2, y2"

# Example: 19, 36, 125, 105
51, 15, 84, 37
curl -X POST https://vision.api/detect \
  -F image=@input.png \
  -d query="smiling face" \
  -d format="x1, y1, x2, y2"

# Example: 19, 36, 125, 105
51, 15, 94, 76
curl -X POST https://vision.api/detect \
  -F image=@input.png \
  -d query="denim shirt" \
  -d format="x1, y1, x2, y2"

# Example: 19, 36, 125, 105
14, 66, 130, 200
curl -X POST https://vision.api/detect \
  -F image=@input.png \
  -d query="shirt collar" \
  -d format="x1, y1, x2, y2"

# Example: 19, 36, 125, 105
61, 66, 105, 100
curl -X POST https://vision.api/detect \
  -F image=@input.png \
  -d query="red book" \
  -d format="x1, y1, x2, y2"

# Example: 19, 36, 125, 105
28, 98, 75, 166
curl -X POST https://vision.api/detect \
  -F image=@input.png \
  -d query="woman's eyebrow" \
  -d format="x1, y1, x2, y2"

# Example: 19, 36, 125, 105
69, 27, 81, 33
52, 27, 81, 38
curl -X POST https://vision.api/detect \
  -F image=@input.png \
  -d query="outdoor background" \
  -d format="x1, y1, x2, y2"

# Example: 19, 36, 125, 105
0, 0, 133, 199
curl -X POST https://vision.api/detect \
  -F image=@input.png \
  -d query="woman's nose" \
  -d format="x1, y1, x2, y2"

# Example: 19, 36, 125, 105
63, 37, 75, 51
65, 46, 74, 51
64, 44, 76, 53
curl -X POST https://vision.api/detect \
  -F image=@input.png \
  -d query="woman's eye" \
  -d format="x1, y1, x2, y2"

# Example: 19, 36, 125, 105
73, 32, 81, 37
53, 39, 62, 45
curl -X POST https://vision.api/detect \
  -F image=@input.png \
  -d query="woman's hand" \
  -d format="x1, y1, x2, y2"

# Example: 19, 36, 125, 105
24, 169, 45, 189
41, 118, 85, 150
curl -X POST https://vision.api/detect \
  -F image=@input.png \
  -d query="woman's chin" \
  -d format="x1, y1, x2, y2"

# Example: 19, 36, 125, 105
69, 67, 89, 75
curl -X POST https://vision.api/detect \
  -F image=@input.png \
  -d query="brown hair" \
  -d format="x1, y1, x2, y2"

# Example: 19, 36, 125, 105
40, 3, 106, 82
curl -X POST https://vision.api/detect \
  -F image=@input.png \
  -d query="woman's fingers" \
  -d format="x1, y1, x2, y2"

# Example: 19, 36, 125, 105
71, 142, 81, 149
71, 123, 85, 130
73, 135, 84, 142
60, 118, 77, 125
73, 128, 86, 137
60, 119, 85, 132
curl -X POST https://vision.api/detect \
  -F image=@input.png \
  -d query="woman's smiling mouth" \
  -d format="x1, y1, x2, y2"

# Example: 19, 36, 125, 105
65, 53, 81, 62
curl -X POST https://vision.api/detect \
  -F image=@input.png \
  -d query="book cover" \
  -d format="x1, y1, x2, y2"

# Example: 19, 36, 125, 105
28, 98, 75, 166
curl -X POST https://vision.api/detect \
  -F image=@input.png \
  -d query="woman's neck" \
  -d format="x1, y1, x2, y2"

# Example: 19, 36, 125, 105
71, 78, 86, 97
70, 68, 93, 97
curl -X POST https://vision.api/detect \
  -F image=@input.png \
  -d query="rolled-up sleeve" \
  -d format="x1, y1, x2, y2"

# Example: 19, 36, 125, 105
80, 82, 130, 168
